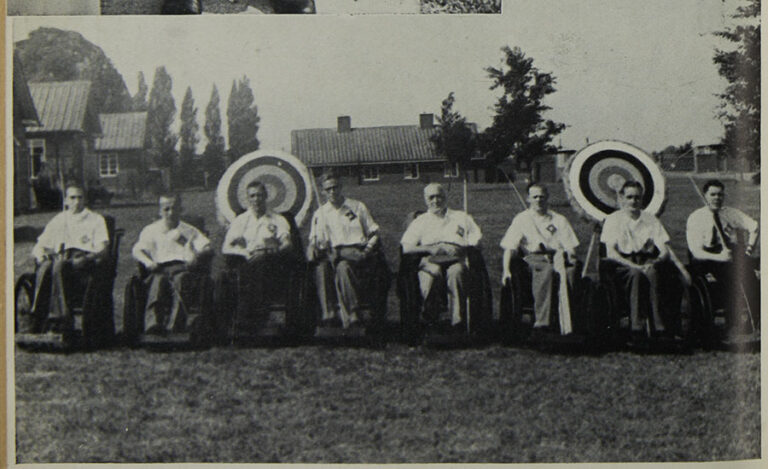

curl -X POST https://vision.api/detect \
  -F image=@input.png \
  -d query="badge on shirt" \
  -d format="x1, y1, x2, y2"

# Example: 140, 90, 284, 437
268, 224, 277, 233
345, 210, 357, 221
80, 234, 90, 244
456, 226, 465, 237
176, 234, 188, 246
546, 224, 557, 234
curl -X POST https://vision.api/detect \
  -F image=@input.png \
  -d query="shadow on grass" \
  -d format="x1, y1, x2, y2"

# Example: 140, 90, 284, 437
14, 226, 43, 243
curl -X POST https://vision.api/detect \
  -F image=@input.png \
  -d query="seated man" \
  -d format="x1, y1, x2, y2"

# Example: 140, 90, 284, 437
686, 179, 759, 328
307, 173, 389, 329
222, 181, 293, 323
27, 184, 109, 333
132, 193, 212, 335
500, 183, 580, 336
401, 183, 482, 330
601, 181, 676, 339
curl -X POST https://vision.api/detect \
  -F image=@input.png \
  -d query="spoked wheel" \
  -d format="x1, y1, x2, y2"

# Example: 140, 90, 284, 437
15, 275, 36, 334
499, 279, 525, 344
690, 276, 715, 349
122, 277, 143, 347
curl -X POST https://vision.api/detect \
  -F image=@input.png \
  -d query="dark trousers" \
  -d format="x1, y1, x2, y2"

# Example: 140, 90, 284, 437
143, 261, 191, 333
235, 253, 293, 321
523, 254, 578, 330
31, 250, 97, 329
690, 256, 760, 328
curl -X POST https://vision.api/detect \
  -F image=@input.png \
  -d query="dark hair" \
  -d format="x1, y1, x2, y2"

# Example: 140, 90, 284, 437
526, 182, 548, 196
246, 180, 266, 193
158, 192, 181, 205
320, 170, 339, 186
702, 179, 725, 194
64, 182, 85, 194
619, 180, 643, 195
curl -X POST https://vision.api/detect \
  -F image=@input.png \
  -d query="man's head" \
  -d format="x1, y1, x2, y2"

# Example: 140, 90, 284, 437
618, 181, 644, 214
64, 184, 85, 214
321, 172, 343, 206
526, 183, 549, 214
423, 183, 447, 214
246, 180, 268, 214
158, 193, 182, 226
702, 179, 725, 212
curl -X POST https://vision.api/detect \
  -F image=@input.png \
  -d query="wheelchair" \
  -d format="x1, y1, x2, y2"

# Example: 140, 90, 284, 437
686, 250, 760, 349
308, 245, 391, 340
498, 248, 606, 346
15, 215, 124, 349
215, 212, 313, 343
122, 216, 215, 348
396, 211, 493, 345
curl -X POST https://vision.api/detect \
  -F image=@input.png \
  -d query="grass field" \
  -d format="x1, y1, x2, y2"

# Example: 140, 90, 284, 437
12, 177, 761, 463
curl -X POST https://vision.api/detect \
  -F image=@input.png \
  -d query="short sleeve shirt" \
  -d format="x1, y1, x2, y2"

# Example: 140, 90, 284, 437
133, 219, 210, 264
222, 210, 290, 255
401, 209, 482, 247
500, 209, 579, 254
600, 210, 670, 257
686, 206, 758, 259
309, 198, 380, 248
32, 208, 109, 260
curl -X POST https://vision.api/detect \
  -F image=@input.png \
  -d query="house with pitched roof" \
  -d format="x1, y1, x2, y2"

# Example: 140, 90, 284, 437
26, 80, 101, 209
13, 55, 40, 213
291, 114, 485, 185
92, 112, 151, 198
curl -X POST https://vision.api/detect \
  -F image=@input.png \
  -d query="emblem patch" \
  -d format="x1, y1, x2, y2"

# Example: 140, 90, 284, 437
546, 224, 557, 234
268, 224, 277, 233
456, 226, 465, 237
345, 210, 357, 221
81, 235, 90, 244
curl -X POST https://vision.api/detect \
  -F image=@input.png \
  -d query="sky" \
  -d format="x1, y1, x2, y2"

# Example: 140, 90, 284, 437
10, 0, 741, 154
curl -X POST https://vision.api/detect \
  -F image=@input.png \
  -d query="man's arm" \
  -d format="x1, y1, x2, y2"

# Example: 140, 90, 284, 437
222, 219, 249, 258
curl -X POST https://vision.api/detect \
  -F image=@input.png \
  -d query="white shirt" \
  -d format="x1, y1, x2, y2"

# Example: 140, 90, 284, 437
686, 206, 758, 261
600, 210, 670, 259
401, 209, 482, 247
500, 209, 579, 254
309, 198, 379, 248
132, 219, 210, 265
222, 210, 290, 256
32, 208, 109, 261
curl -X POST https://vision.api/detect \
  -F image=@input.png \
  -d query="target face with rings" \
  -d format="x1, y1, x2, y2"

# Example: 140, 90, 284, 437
563, 140, 666, 222
216, 149, 313, 226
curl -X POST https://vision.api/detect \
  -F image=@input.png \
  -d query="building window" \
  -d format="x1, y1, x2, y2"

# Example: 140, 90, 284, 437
28, 139, 45, 178
443, 162, 459, 178
404, 163, 419, 180
99, 154, 119, 177
362, 166, 380, 181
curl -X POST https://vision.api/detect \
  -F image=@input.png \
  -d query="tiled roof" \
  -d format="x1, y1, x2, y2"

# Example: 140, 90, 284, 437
27, 81, 94, 133
95, 112, 147, 150
292, 125, 444, 166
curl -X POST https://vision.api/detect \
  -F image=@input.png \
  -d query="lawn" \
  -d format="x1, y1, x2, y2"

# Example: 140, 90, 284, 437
12, 177, 761, 463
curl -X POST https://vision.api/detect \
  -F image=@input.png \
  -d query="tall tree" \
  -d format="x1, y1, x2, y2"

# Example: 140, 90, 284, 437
482, 46, 565, 170
147, 66, 178, 189
203, 84, 226, 184
132, 71, 149, 111
713, 0, 760, 166
179, 86, 199, 187
227, 76, 261, 161
431, 93, 477, 210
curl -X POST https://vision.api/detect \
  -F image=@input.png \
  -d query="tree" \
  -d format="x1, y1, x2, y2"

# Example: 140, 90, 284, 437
203, 84, 226, 185
431, 92, 477, 210
132, 71, 149, 111
178, 86, 199, 187
713, 0, 760, 167
227, 76, 261, 161
482, 46, 565, 171
146, 66, 178, 189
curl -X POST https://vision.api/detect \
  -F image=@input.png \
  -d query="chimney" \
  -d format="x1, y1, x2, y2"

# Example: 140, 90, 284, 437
419, 113, 434, 129
337, 115, 351, 133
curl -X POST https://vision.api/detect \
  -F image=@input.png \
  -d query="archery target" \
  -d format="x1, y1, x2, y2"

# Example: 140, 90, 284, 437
564, 140, 665, 221
216, 150, 313, 226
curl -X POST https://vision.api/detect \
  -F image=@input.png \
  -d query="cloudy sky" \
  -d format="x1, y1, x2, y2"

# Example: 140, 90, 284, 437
11, 0, 740, 154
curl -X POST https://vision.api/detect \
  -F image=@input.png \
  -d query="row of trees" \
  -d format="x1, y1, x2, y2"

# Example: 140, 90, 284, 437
134, 68, 261, 189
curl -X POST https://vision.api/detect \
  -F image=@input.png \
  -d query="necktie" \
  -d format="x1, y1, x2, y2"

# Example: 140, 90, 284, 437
713, 211, 734, 250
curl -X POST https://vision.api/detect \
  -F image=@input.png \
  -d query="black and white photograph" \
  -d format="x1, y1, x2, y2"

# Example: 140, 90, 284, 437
7, 0, 761, 464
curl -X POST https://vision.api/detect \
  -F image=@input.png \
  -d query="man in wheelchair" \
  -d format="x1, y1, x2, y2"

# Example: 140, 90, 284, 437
131, 193, 212, 335
25, 184, 110, 333
500, 183, 580, 338
307, 173, 390, 330
221, 181, 294, 329
686, 179, 759, 331
400, 183, 482, 332
600, 181, 681, 342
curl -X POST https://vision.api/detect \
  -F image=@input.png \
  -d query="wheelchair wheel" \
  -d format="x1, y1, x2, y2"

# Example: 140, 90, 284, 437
690, 275, 715, 349
499, 279, 525, 344
15, 274, 36, 334
190, 277, 216, 347
122, 277, 143, 346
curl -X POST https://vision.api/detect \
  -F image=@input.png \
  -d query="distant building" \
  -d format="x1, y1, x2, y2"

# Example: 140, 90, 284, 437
496, 149, 575, 183
12, 55, 40, 213
93, 112, 150, 198
291, 114, 485, 185
26, 80, 101, 209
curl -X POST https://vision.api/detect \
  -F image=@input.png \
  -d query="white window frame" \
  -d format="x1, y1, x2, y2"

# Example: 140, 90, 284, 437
361, 166, 380, 182
28, 139, 46, 179
443, 162, 460, 178
99, 153, 119, 178
404, 163, 419, 180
